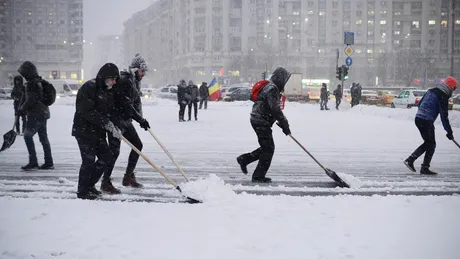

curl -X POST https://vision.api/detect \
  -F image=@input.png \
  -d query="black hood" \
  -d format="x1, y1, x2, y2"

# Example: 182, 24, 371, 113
97, 63, 120, 80
13, 75, 24, 87
270, 67, 291, 91
18, 61, 39, 81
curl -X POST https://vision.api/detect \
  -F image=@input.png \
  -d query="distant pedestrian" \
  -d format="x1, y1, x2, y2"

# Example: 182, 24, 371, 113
199, 82, 209, 109
320, 83, 329, 110
177, 80, 187, 122
11, 75, 26, 134
187, 80, 199, 120
333, 84, 343, 110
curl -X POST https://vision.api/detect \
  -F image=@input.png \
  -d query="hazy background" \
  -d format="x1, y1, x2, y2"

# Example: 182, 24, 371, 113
83, 0, 154, 79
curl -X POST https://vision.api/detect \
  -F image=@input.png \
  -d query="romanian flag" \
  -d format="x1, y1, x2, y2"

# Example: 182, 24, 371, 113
208, 77, 221, 101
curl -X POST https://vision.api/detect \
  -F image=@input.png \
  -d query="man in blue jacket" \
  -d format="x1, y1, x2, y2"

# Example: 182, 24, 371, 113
404, 77, 457, 175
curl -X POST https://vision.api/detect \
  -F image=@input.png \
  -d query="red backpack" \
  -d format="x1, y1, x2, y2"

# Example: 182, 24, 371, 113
250, 80, 269, 101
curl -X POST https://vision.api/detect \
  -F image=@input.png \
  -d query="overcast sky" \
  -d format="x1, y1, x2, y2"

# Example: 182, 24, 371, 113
82, 0, 153, 78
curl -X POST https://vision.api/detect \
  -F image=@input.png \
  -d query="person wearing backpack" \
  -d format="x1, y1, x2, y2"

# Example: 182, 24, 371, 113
11, 75, 27, 135
17, 61, 55, 170
236, 67, 292, 183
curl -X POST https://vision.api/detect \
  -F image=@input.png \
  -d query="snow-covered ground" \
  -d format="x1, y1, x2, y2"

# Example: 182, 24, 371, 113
0, 97, 459, 258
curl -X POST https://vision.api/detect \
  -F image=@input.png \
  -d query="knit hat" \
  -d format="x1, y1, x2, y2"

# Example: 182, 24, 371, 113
444, 77, 458, 90
130, 53, 149, 71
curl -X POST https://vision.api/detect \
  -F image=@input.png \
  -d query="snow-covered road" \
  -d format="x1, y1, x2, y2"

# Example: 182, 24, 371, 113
0, 98, 459, 202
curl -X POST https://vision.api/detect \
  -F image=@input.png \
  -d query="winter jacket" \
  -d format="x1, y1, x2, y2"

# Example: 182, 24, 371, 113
333, 88, 343, 98
114, 70, 144, 124
416, 83, 453, 134
250, 67, 291, 128
17, 61, 50, 121
11, 75, 25, 112
190, 84, 199, 102
72, 63, 120, 140
177, 82, 187, 104
320, 87, 328, 100
199, 83, 209, 99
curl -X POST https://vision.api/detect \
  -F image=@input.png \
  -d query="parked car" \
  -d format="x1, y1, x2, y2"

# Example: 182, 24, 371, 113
391, 90, 427, 109
377, 90, 397, 105
452, 94, 460, 105
223, 88, 251, 102
0, 88, 12, 99
157, 85, 178, 100
360, 90, 380, 105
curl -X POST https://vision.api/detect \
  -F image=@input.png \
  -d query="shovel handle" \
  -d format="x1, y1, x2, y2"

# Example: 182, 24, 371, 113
12, 116, 18, 131
453, 139, 460, 149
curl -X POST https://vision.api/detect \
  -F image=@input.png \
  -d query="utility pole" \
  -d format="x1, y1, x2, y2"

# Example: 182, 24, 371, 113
451, 0, 456, 76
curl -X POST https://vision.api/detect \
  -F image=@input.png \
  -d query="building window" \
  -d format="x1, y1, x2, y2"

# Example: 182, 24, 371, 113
394, 31, 400, 35
456, 20, 460, 25
381, 1, 387, 6
380, 20, 386, 25
319, 11, 325, 16
441, 20, 448, 27
380, 10, 387, 15
368, 20, 374, 25
429, 20, 436, 25
356, 20, 362, 25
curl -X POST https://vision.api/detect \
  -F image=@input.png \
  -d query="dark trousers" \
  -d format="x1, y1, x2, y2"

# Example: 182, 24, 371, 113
238, 123, 275, 179
409, 117, 436, 168
179, 103, 186, 120
199, 98, 208, 109
15, 115, 26, 133
335, 97, 342, 109
24, 118, 53, 164
188, 102, 198, 120
76, 136, 112, 194
320, 98, 328, 110
104, 122, 143, 179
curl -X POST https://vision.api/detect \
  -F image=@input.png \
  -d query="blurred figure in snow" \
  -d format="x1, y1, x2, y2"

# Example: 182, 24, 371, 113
187, 80, 199, 120
320, 83, 329, 110
11, 75, 26, 134
199, 82, 209, 110
333, 84, 343, 110
177, 80, 187, 122
404, 77, 457, 175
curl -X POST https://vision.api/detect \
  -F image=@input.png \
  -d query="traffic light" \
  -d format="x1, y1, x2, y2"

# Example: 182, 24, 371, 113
262, 71, 267, 80
342, 65, 349, 80
336, 66, 342, 80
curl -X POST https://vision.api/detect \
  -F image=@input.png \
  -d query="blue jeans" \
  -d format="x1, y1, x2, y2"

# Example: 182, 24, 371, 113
24, 118, 53, 164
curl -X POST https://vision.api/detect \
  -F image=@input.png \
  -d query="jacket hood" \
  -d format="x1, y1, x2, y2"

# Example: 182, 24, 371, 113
270, 67, 291, 91
18, 61, 39, 80
13, 75, 24, 87
188, 80, 194, 86
97, 63, 120, 80
437, 82, 454, 97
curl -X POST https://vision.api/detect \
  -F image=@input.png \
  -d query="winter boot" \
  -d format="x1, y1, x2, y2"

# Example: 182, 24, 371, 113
21, 162, 38, 171
420, 166, 437, 175
101, 178, 121, 194
122, 172, 143, 188
252, 177, 272, 183
236, 155, 249, 175
403, 159, 416, 172
88, 186, 102, 196
77, 191, 100, 200
38, 163, 54, 170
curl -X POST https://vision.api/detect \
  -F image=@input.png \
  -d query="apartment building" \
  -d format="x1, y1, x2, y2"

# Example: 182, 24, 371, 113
123, 0, 460, 86
0, 0, 84, 83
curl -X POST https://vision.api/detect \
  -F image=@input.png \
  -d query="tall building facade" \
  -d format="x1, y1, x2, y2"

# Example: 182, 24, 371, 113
123, 0, 460, 86
0, 0, 83, 83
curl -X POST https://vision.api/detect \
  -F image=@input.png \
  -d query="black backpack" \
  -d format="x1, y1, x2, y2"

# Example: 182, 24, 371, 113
39, 80, 56, 106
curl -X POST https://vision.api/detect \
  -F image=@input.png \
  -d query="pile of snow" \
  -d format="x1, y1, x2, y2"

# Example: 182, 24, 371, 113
346, 104, 460, 128
337, 172, 364, 189
179, 174, 237, 203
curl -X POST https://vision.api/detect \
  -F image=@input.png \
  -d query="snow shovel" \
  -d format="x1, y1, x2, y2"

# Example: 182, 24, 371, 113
147, 128, 189, 182
120, 135, 201, 204
288, 134, 350, 188
453, 139, 460, 149
0, 117, 19, 153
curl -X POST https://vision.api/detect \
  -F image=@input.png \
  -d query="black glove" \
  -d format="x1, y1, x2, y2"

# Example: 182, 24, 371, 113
446, 132, 454, 140
276, 121, 291, 136
139, 119, 150, 131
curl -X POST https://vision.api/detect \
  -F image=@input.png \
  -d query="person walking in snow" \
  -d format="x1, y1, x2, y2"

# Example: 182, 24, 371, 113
177, 80, 187, 122
404, 77, 457, 175
333, 84, 343, 110
199, 82, 209, 109
320, 83, 329, 110
350, 83, 357, 107
72, 63, 122, 200
186, 80, 199, 121
236, 67, 292, 183
101, 54, 151, 194
11, 75, 26, 135
17, 61, 54, 170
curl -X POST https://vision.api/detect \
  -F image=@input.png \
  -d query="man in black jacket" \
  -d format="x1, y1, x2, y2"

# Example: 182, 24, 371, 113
320, 83, 329, 110
11, 75, 26, 134
187, 80, 199, 120
199, 82, 209, 109
177, 80, 187, 122
72, 63, 122, 200
17, 61, 54, 170
333, 84, 343, 110
236, 67, 291, 183
101, 54, 151, 193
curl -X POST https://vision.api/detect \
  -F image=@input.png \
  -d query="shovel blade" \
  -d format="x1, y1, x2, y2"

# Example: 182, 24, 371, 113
324, 168, 350, 188
0, 130, 17, 152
